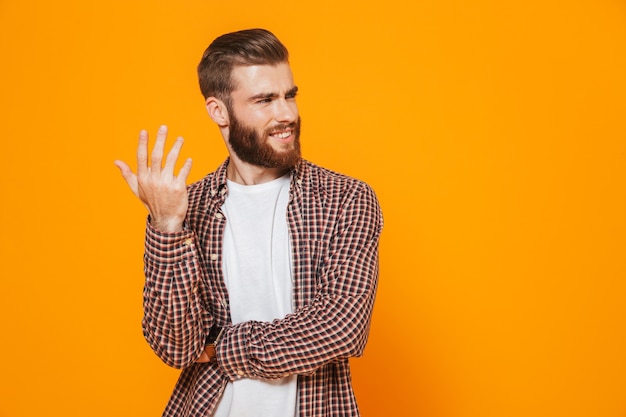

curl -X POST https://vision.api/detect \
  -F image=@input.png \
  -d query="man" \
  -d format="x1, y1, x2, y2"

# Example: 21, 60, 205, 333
115, 28, 383, 417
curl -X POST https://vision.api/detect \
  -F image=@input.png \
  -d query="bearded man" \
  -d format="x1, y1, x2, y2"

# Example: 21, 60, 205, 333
115, 28, 383, 417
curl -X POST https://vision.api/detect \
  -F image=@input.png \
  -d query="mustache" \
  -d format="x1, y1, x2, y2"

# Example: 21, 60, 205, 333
267, 121, 299, 135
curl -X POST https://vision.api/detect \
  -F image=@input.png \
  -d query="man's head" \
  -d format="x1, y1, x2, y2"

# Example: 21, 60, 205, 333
198, 29, 301, 171
198, 28, 290, 107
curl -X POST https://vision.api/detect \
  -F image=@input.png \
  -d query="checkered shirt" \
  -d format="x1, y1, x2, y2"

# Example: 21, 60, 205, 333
142, 158, 383, 416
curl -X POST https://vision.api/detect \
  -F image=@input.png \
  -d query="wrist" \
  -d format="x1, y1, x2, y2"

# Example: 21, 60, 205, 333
150, 216, 184, 233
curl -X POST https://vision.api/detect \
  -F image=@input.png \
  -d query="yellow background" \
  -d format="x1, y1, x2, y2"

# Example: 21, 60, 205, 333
1, 0, 625, 416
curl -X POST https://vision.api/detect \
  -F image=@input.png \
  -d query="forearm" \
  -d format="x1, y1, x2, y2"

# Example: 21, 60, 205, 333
142, 220, 213, 369
216, 279, 377, 379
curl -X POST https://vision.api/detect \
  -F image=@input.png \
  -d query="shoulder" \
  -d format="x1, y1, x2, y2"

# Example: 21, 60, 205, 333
187, 175, 211, 197
298, 160, 382, 223
187, 159, 229, 203
298, 160, 383, 235
300, 160, 377, 199
185, 161, 228, 214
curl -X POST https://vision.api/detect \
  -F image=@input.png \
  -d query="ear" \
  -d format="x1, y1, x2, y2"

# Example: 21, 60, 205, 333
205, 97, 229, 127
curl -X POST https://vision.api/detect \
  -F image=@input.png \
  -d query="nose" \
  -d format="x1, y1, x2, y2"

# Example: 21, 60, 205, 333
273, 98, 298, 123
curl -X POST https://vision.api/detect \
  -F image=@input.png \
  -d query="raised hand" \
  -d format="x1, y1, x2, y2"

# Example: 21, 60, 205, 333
114, 125, 192, 233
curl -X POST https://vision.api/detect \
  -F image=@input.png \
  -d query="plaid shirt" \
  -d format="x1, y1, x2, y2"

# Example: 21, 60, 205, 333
142, 158, 383, 416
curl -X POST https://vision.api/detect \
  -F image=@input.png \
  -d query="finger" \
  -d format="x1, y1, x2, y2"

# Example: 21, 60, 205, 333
177, 157, 193, 183
114, 160, 139, 196
196, 351, 209, 363
114, 159, 131, 177
162, 136, 185, 177
136, 130, 149, 177
150, 125, 168, 174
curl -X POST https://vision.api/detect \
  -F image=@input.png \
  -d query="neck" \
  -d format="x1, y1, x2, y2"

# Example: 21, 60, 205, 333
226, 155, 289, 185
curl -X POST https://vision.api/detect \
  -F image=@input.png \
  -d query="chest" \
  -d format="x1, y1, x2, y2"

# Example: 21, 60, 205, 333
194, 187, 336, 325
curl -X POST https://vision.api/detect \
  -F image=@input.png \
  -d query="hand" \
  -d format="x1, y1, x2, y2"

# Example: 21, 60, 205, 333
114, 125, 192, 232
196, 345, 216, 363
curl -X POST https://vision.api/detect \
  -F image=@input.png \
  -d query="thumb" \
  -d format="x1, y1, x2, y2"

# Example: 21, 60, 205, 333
114, 160, 139, 196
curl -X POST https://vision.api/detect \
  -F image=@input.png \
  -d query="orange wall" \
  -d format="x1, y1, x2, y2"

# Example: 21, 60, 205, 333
1, 1, 625, 416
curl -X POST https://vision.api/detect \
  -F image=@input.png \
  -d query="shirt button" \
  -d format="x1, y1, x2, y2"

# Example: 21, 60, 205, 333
210, 190, 217, 197
236, 370, 245, 377
183, 238, 193, 246
210, 253, 218, 261
215, 213, 224, 219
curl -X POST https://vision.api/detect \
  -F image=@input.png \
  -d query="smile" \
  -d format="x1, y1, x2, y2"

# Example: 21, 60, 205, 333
270, 130, 293, 141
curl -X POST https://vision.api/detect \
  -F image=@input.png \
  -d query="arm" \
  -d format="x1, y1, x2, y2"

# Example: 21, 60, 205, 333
115, 126, 210, 368
215, 183, 383, 380
142, 223, 213, 369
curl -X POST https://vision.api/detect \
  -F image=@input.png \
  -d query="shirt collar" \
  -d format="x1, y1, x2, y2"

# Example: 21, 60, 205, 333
207, 157, 306, 201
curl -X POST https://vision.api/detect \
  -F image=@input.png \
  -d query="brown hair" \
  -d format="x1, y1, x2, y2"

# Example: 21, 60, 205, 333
197, 28, 289, 103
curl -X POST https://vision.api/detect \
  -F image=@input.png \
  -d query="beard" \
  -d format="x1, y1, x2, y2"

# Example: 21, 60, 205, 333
227, 111, 302, 170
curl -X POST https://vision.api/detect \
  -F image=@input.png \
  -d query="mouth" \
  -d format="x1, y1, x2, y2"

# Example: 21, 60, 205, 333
269, 129, 293, 143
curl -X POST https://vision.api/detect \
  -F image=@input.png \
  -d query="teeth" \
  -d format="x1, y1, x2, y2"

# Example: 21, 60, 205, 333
272, 131, 291, 139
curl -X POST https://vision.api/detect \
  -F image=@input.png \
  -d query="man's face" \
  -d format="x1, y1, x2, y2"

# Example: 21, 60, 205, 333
226, 63, 301, 170
228, 109, 301, 169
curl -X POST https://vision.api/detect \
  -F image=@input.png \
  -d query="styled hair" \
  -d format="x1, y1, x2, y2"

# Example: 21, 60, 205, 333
197, 28, 289, 102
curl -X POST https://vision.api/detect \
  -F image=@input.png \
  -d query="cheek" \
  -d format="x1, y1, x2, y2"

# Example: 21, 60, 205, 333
245, 111, 271, 130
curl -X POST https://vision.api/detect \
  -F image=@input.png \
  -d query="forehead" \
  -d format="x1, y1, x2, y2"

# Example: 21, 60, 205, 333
230, 63, 295, 97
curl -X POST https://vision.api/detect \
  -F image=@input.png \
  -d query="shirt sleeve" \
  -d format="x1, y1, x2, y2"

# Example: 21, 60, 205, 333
215, 183, 383, 380
142, 219, 213, 369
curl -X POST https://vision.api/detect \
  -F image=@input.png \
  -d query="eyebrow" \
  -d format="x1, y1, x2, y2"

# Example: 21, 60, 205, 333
249, 86, 299, 102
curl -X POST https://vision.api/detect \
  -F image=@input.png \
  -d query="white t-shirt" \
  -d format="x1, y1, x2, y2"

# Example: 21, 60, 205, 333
212, 174, 297, 417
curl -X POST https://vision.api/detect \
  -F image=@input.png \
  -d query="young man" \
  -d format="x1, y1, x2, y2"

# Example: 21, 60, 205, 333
115, 28, 383, 417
